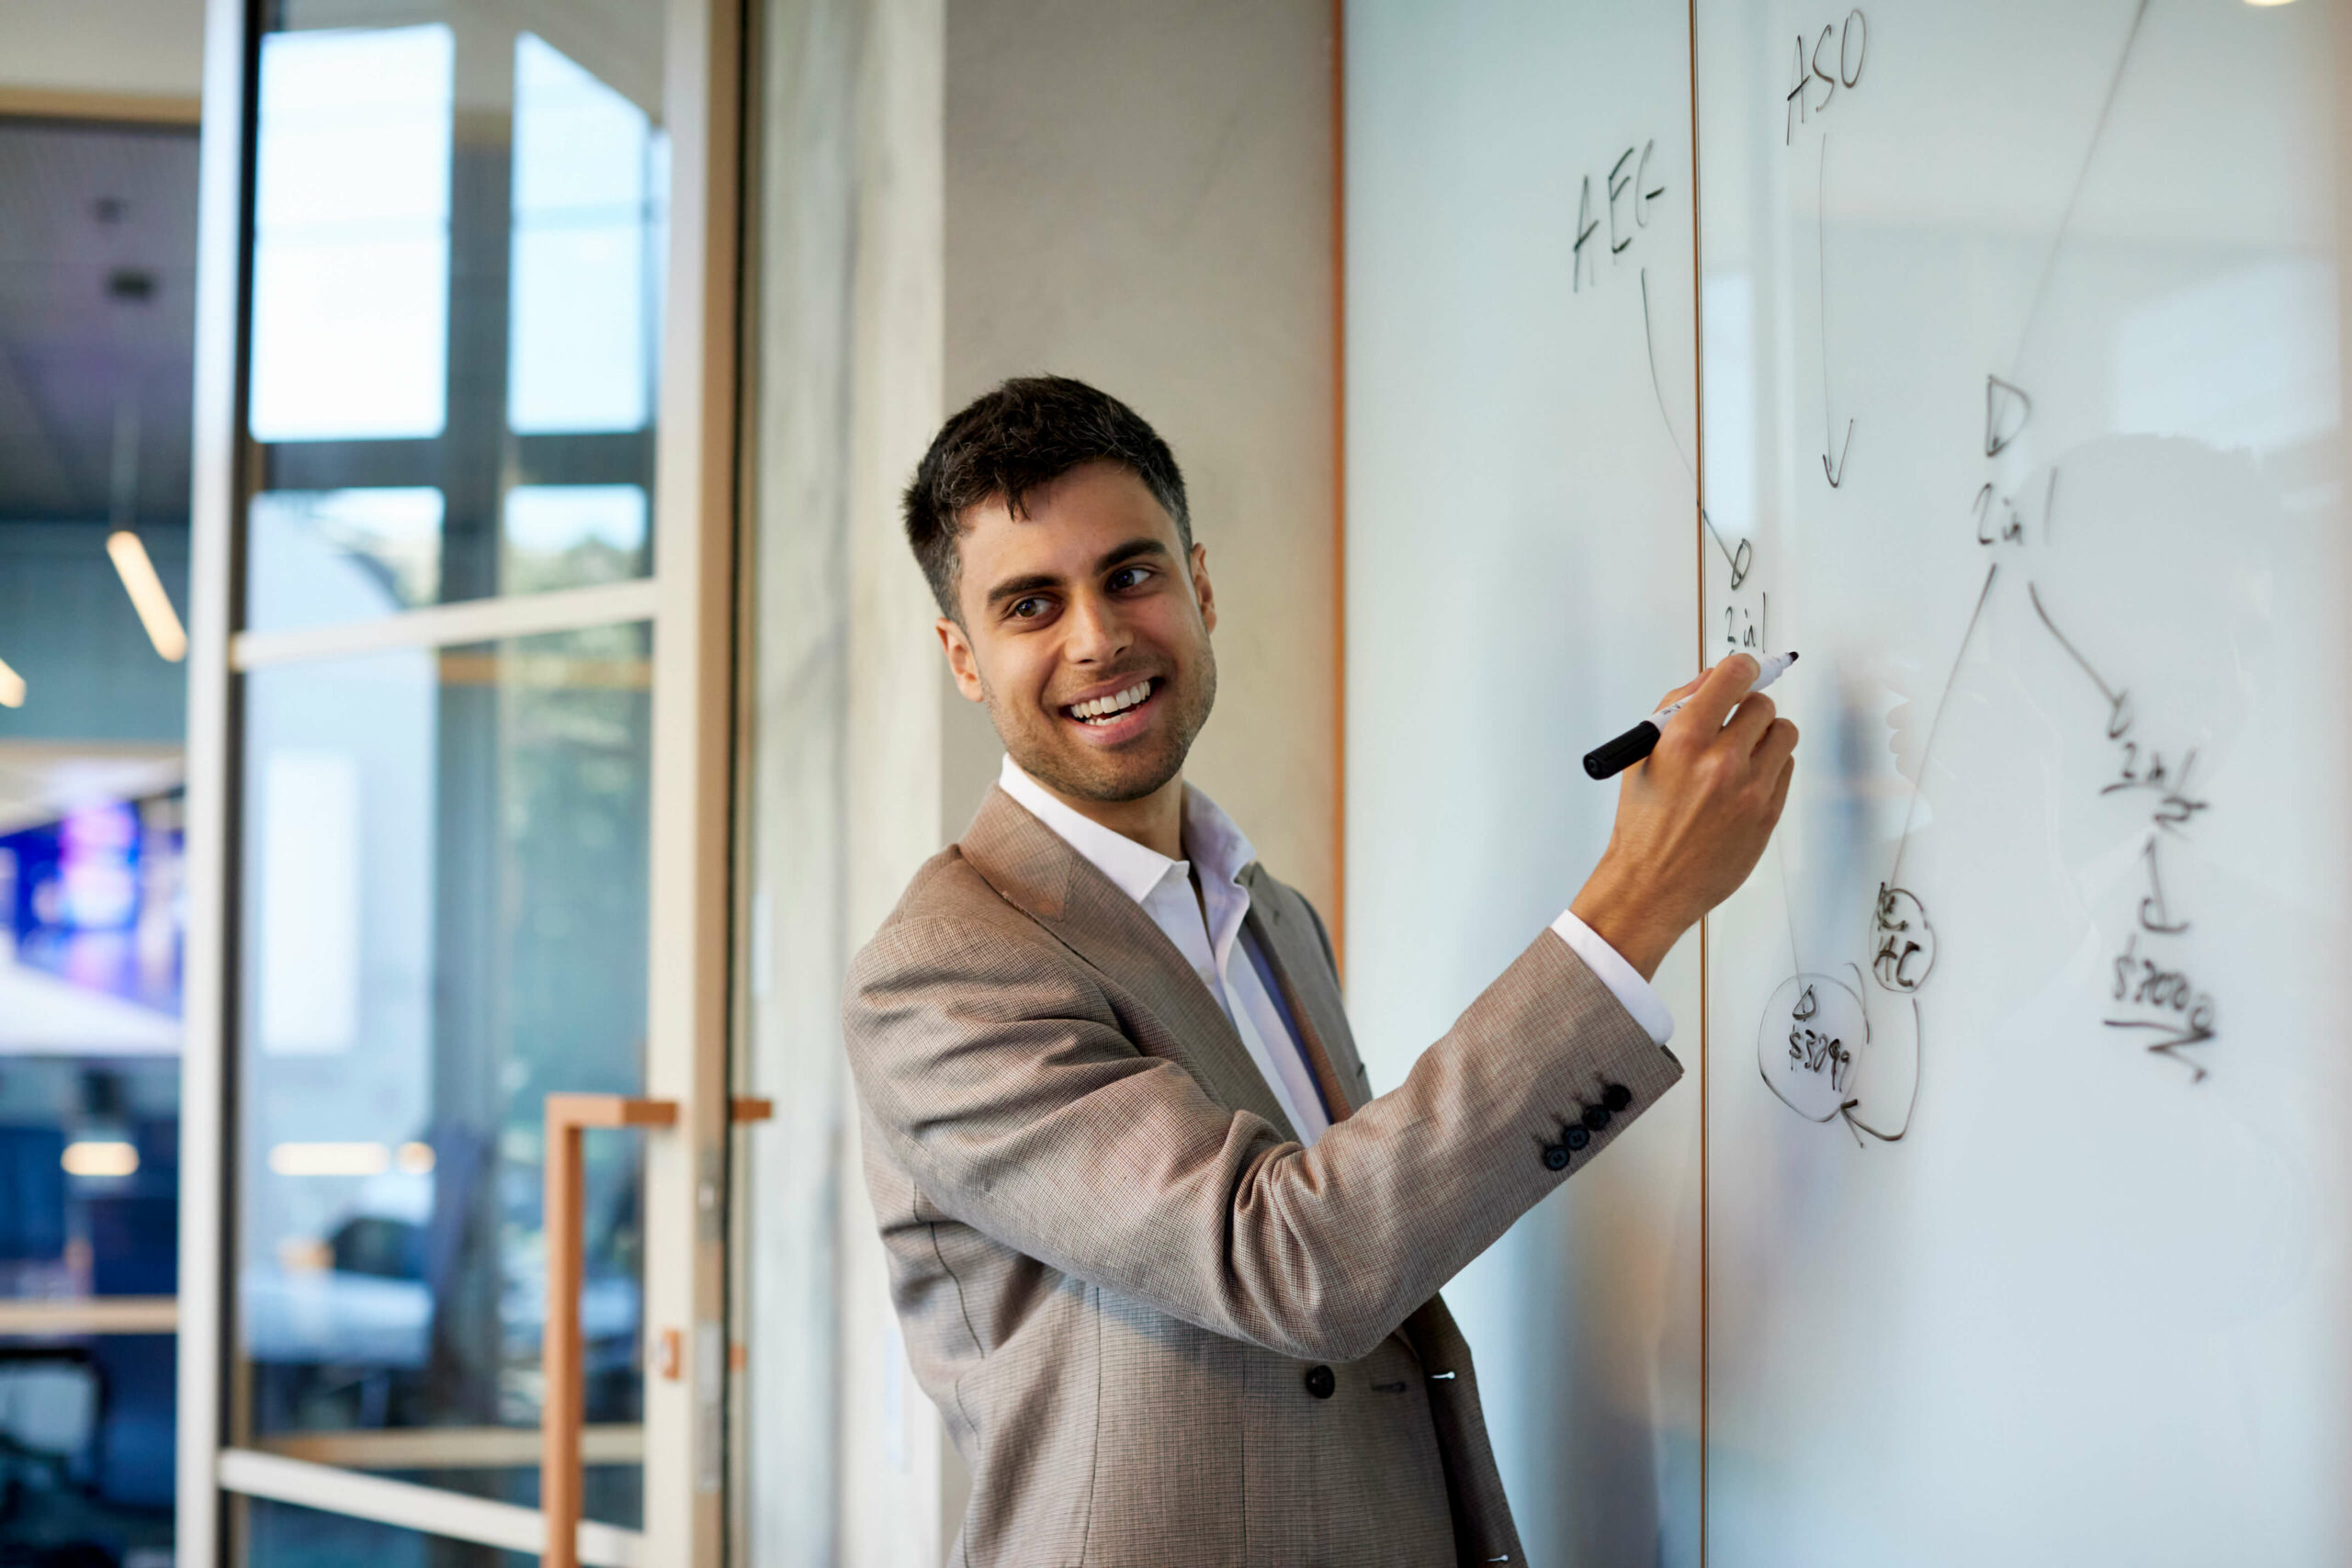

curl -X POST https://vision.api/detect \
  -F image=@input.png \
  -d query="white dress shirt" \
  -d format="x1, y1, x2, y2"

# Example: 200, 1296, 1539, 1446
995, 755, 1673, 1147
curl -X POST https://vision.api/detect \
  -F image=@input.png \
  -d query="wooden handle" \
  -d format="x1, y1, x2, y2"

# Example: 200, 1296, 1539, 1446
542, 1094, 676, 1568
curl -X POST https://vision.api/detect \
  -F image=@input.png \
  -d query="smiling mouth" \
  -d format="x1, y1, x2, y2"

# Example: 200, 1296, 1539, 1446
1063, 677, 1159, 727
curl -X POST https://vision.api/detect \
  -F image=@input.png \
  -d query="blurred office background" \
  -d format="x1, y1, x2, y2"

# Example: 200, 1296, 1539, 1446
2, 4, 202, 1562
5, 3, 665, 1561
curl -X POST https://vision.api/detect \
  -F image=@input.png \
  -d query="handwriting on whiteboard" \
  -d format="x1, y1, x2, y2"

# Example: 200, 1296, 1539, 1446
1575, 139, 1669, 292
2028, 582, 2219, 1080
1787, 10, 1869, 145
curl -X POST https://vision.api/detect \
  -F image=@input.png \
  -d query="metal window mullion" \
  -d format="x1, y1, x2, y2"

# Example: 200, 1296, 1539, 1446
217, 1449, 646, 1567
177, 2, 260, 1565
0, 1297, 180, 1335
639, 0, 748, 1560
229, 578, 662, 668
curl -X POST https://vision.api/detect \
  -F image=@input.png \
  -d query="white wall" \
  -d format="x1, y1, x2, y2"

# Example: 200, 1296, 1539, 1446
741, 3, 1338, 1562
0, 0, 205, 103
741, 0, 953, 1562
940, 0, 1340, 918
1345, 3, 1704, 1563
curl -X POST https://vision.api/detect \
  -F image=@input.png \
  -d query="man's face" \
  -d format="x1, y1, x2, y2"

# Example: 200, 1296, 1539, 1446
937, 459, 1218, 805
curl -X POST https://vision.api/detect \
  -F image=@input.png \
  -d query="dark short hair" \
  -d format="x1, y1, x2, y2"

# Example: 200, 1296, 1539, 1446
902, 375, 1192, 618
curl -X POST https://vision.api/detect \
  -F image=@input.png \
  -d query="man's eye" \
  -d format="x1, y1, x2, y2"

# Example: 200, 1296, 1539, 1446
1009, 596, 1049, 619
1108, 565, 1152, 591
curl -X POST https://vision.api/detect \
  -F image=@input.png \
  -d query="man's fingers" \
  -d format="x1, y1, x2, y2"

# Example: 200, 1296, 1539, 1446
1756, 716, 1801, 772
1763, 752, 1796, 824
1653, 671, 1707, 711
1673, 654, 1759, 739
1724, 692, 1778, 753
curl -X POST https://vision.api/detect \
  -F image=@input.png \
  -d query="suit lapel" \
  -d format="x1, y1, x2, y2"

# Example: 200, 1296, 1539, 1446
1239, 865, 1361, 1120
959, 787, 1301, 1141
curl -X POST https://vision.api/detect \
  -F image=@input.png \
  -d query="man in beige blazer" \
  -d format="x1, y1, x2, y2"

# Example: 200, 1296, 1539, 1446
843, 377, 1797, 1565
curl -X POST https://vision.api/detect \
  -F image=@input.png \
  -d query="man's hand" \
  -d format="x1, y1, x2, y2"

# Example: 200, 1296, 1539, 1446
1569, 654, 1799, 979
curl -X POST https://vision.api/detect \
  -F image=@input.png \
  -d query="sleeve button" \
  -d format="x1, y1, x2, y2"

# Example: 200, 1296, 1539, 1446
1306, 1365, 1336, 1398
1542, 1144, 1570, 1171
1581, 1104, 1611, 1133
1602, 1083, 1633, 1112
1564, 1123, 1590, 1151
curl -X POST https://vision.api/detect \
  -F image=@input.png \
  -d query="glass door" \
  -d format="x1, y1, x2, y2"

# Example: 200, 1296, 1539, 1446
177, 0, 744, 1562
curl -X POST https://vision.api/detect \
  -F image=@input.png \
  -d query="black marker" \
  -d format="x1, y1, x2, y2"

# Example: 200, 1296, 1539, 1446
1583, 651, 1799, 780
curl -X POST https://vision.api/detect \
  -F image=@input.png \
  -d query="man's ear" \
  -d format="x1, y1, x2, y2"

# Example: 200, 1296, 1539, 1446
1190, 542, 1217, 635
935, 616, 989, 704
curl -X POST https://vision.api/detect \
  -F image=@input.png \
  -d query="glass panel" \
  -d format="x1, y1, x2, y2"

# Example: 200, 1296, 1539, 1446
236, 626, 651, 1529
0, 1058, 181, 1298
507, 37, 664, 436
243, 6, 669, 632
247, 24, 455, 444
0, 111, 198, 1566
247, 490, 448, 627
0, 1336, 176, 1563
501, 485, 650, 597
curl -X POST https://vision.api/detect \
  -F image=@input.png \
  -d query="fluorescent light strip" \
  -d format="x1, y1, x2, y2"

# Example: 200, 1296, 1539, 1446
107, 530, 190, 661
262, 1141, 435, 1177
268, 1141, 390, 1177
62, 1140, 140, 1177
0, 658, 21, 707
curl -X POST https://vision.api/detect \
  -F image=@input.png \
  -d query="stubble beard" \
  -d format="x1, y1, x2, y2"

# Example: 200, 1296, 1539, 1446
993, 647, 1218, 806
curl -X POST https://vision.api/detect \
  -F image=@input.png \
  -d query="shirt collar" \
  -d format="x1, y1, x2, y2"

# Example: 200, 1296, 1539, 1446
995, 754, 1257, 907
1178, 776, 1257, 893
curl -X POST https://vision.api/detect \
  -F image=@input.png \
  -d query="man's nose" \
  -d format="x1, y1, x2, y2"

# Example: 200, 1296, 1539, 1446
1062, 591, 1132, 663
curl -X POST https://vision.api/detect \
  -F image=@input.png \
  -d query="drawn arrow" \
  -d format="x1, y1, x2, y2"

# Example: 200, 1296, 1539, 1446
2008, 0, 2151, 381
1887, 560, 1999, 886
2027, 580, 2132, 739
2136, 835, 2189, 935
1704, 511, 1751, 589
1641, 266, 1754, 589
2102, 1016, 2215, 1084
1839, 988, 1921, 1145
1817, 132, 1854, 487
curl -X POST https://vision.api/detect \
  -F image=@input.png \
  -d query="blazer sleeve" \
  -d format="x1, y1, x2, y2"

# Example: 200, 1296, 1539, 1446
842, 913, 1682, 1363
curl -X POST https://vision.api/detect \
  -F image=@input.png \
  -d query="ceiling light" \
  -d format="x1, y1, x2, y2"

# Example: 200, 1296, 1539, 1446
106, 531, 188, 662
277, 1237, 333, 1273
0, 659, 22, 708
62, 1141, 140, 1178
268, 1142, 390, 1177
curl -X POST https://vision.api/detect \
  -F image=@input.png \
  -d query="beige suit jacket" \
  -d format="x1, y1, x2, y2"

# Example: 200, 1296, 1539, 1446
842, 786, 1683, 1566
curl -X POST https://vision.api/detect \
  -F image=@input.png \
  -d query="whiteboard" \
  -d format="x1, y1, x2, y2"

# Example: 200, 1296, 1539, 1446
1347, 2, 1706, 1562
1695, 2, 2352, 1562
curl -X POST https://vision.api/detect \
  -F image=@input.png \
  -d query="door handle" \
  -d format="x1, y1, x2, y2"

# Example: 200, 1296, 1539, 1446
541, 1094, 676, 1568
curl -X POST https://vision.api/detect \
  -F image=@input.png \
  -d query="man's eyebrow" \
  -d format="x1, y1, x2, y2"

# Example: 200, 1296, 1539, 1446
1094, 536, 1172, 572
982, 537, 1172, 609
984, 570, 1060, 609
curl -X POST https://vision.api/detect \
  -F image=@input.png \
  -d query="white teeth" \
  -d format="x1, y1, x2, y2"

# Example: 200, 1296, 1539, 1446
1073, 681, 1151, 721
